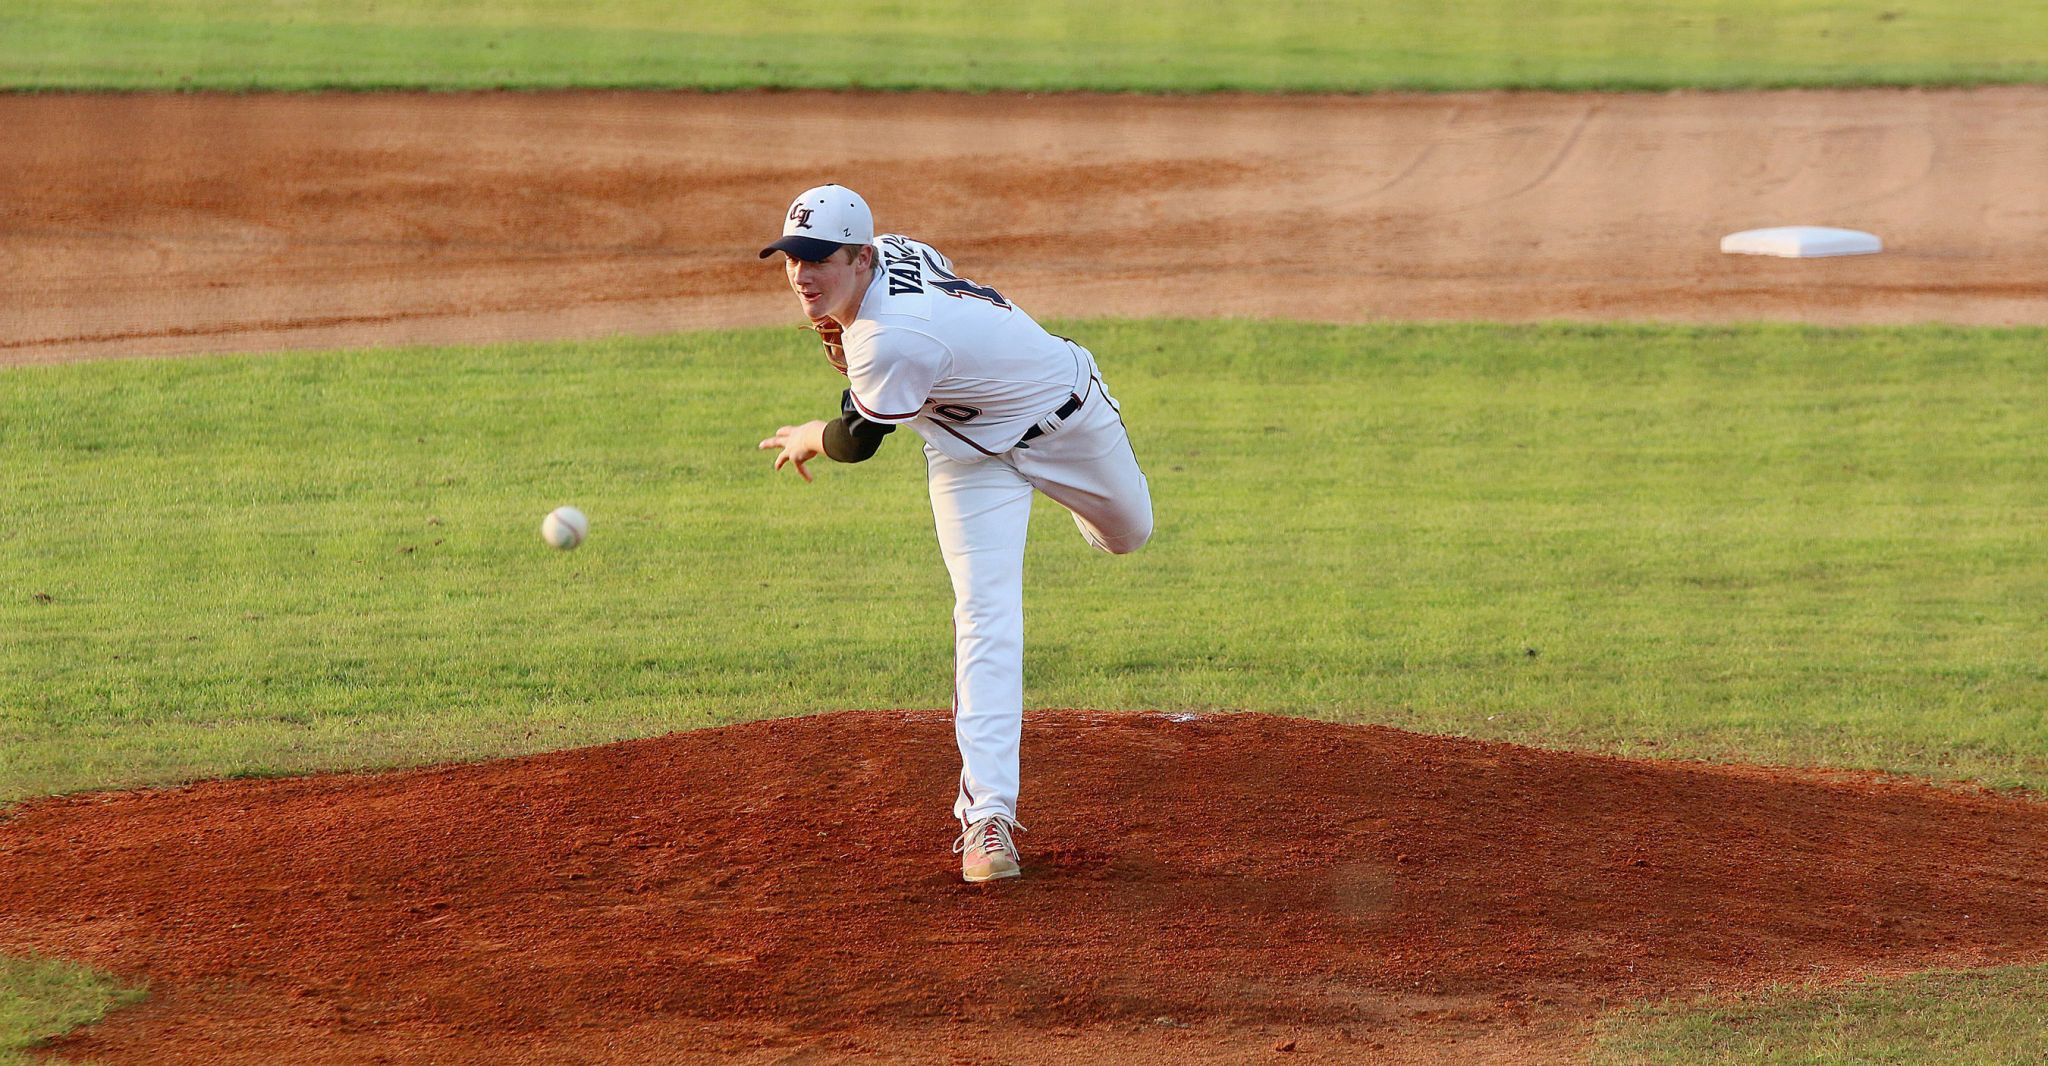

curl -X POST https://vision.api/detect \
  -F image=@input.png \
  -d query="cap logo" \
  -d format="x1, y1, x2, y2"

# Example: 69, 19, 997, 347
788, 205, 815, 230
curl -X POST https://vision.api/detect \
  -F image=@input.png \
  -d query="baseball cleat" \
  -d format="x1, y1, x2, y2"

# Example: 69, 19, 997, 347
953, 815, 1026, 883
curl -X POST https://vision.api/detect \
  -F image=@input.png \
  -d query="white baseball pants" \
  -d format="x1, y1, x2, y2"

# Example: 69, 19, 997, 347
926, 377, 1152, 828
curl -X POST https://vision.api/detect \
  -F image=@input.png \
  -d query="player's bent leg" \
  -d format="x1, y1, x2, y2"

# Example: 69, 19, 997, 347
925, 446, 1035, 830
1018, 404, 1152, 555
1067, 474, 1151, 555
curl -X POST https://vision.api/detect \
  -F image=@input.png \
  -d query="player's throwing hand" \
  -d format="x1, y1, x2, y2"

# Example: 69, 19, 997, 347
759, 420, 828, 482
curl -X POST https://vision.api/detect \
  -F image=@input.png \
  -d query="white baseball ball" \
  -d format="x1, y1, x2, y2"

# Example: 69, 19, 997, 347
540, 506, 589, 550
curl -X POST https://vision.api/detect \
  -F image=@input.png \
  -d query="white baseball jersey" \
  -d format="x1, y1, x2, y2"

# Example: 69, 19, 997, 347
841, 234, 1090, 463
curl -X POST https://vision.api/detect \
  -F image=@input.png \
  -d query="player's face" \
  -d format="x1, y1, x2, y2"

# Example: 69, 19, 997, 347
785, 248, 864, 322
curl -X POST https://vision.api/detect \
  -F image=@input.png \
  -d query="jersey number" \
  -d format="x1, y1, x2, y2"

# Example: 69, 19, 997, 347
923, 251, 1010, 309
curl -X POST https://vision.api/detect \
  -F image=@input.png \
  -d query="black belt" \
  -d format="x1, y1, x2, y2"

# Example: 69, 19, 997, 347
1019, 391, 1084, 443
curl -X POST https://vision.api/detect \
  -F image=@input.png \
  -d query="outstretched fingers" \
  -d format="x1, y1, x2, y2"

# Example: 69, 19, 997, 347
759, 426, 815, 482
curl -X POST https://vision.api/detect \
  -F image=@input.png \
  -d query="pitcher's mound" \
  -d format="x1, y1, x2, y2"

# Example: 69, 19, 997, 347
4, 710, 2046, 1064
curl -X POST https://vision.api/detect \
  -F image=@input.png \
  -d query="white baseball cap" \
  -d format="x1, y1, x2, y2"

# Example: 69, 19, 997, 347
758, 184, 874, 262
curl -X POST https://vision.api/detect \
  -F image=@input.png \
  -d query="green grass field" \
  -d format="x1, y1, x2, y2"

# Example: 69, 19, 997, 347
5, 322, 2046, 1054
4, 320, 2044, 804
5, 0, 2048, 92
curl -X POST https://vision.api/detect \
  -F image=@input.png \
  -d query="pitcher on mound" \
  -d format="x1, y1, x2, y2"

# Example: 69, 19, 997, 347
756, 184, 1153, 883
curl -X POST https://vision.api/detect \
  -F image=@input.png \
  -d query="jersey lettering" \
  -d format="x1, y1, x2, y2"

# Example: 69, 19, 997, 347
880, 236, 924, 296
923, 251, 1009, 309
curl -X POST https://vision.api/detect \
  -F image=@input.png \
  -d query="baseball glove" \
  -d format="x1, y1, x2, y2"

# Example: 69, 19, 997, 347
806, 318, 848, 376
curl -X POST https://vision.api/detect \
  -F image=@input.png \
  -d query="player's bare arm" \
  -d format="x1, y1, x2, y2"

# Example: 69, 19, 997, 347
758, 392, 902, 480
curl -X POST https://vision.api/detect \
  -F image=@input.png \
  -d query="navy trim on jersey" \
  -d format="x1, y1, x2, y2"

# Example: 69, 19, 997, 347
928, 417, 1006, 457
848, 391, 923, 423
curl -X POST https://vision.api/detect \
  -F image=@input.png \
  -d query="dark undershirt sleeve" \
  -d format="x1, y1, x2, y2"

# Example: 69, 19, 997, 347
821, 389, 898, 463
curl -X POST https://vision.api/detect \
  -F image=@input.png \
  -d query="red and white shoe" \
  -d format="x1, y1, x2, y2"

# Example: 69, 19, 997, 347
952, 815, 1025, 883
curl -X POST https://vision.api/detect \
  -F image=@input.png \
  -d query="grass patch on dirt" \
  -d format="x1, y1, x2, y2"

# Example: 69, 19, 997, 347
1590, 964, 2048, 1064
0, 955, 143, 1066
4, 0, 2047, 92
2, 321, 2045, 804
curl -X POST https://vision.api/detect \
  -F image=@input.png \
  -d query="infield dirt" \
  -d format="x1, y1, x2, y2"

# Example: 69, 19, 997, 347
3, 711, 2046, 1063
7, 87, 2048, 365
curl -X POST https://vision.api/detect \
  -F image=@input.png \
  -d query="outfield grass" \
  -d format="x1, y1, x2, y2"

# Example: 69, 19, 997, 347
1591, 965, 2048, 1064
0, 956, 143, 1066
4, 0, 2047, 92
2, 321, 2044, 806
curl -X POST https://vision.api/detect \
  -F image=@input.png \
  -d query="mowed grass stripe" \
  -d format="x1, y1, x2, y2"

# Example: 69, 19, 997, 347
1, 321, 2044, 805
5, 0, 2048, 92
1590, 965, 2048, 1064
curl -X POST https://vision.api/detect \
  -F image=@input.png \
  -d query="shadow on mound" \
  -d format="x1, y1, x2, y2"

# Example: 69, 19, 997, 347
3, 711, 2046, 1063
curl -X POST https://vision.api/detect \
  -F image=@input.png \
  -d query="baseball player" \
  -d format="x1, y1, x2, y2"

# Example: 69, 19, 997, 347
757, 184, 1152, 883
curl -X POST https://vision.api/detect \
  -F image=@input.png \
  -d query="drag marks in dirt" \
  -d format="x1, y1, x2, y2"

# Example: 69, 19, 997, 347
9, 88, 2048, 364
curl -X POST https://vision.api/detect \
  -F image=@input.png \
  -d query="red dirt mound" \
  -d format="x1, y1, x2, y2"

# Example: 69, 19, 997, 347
3, 711, 2046, 1063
